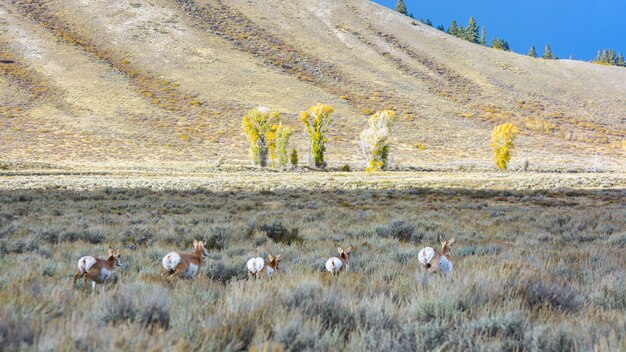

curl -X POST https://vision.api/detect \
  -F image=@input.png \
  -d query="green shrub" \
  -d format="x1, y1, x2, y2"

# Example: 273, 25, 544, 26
290, 148, 298, 169
259, 221, 302, 245
376, 220, 421, 243
96, 284, 170, 329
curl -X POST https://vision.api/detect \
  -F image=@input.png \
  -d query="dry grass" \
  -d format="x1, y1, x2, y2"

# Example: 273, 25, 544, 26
0, 0, 625, 168
0, 187, 624, 351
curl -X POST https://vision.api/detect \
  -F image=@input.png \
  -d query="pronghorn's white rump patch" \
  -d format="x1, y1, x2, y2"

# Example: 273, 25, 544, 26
247, 257, 264, 274
325, 257, 343, 274
418, 247, 435, 266
78, 256, 97, 273
162, 252, 181, 272
438, 255, 453, 275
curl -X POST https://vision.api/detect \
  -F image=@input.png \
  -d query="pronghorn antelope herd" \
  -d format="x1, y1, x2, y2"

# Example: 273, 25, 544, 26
73, 238, 454, 292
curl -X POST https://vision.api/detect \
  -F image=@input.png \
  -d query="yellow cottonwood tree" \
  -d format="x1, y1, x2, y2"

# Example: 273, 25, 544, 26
490, 123, 519, 170
242, 107, 280, 167
275, 125, 293, 169
299, 103, 334, 168
359, 110, 396, 172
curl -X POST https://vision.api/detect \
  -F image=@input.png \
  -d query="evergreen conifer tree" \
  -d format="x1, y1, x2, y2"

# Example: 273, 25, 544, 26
395, 0, 407, 15
480, 26, 487, 46
491, 38, 505, 50
456, 25, 465, 38
528, 46, 537, 58
542, 44, 554, 59
607, 49, 617, 65
436, 24, 445, 31
465, 17, 479, 43
448, 20, 458, 36
617, 53, 625, 66
594, 50, 602, 62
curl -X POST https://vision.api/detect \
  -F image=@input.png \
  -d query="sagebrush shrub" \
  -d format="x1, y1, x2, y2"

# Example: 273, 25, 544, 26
259, 221, 303, 244
96, 284, 170, 329
299, 103, 334, 168
205, 261, 246, 283
375, 220, 420, 242
61, 229, 105, 244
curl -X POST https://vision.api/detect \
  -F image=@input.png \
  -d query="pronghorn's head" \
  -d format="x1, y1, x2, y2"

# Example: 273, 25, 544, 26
193, 239, 209, 260
439, 236, 454, 256
267, 254, 281, 272
107, 249, 122, 268
338, 246, 352, 262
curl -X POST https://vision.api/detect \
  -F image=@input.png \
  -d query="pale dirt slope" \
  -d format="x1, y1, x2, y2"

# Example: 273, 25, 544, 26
0, 0, 624, 171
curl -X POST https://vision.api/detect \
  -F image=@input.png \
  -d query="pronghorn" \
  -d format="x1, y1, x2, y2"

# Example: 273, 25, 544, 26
73, 249, 122, 293
246, 254, 281, 279
418, 236, 454, 275
325, 246, 352, 276
162, 240, 209, 279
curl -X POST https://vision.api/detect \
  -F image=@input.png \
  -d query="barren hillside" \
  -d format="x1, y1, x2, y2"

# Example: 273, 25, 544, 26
1, 0, 624, 171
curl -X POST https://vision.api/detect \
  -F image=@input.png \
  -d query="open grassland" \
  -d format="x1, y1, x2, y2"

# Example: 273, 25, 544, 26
0, 186, 624, 351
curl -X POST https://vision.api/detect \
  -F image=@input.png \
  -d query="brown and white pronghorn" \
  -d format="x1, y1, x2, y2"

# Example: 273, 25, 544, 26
325, 246, 352, 276
246, 254, 281, 279
73, 249, 122, 293
162, 240, 209, 279
418, 236, 454, 275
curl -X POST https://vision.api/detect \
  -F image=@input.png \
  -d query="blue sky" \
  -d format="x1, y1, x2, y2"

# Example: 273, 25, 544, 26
373, 0, 626, 60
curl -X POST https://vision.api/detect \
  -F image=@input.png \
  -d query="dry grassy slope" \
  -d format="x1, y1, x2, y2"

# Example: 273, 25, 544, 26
0, 0, 624, 170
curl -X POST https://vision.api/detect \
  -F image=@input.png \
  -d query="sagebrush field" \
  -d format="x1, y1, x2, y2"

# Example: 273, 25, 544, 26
0, 187, 624, 351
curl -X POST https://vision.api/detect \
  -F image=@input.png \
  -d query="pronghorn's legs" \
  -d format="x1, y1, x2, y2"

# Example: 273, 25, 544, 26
248, 271, 253, 280
168, 265, 187, 280
73, 271, 84, 286
83, 275, 89, 292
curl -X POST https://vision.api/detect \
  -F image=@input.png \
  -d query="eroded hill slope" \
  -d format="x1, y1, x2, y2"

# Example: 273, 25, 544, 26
0, 0, 624, 170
